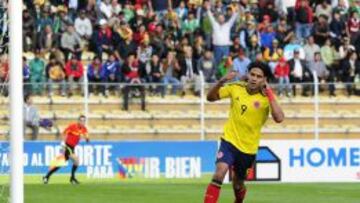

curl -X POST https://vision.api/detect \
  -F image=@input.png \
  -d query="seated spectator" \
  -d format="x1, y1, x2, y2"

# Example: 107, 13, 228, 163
29, 49, 45, 95
339, 37, 356, 60
313, 15, 330, 46
101, 53, 123, 96
23, 94, 39, 140
158, 51, 180, 96
329, 11, 347, 47
245, 35, 261, 61
303, 36, 320, 62
23, 57, 31, 95
23, 9, 36, 52
288, 49, 313, 96
309, 52, 334, 96
347, 11, 359, 45
87, 56, 105, 96
295, 0, 313, 42
90, 19, 113, 58
64, 55, 84, 96
74, 10, 93, 46
274, 58, 291, 97
0, 54, 9, 96
197, 49, 217, 83
179, 46, 201, 96
115, 22, 137, 60
60, 24, 82, 61
232, 49, 250, 81
149, 54, 163, 96
39, 25, 59, 54
122, 54, 146, 111
46, 56, 66, 97
341, 51, 360, 96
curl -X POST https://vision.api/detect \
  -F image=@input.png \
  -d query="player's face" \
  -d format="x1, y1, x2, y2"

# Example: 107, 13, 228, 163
247, 68, 265, 91
78, 117, 86, 126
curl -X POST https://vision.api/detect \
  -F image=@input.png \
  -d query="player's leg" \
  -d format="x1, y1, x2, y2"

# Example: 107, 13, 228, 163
43, 145, 71, 184
232, 150, 256, 203
69, 153, 80, 184
204, 139, 235, 203
232, 172, 246, 203
204, 162, 229, 203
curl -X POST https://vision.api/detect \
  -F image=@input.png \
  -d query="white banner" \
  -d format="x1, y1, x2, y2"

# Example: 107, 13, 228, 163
259, 140, 360, 182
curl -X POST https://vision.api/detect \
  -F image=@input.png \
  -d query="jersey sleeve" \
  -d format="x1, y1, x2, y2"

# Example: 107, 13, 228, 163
219, 84, 232, 99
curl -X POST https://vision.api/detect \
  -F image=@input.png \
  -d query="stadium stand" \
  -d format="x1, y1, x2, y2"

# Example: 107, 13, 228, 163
0, 0, 359, 141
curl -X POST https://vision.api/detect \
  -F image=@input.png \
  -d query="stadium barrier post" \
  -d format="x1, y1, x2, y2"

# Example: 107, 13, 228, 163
9, 0, 24, 202
199, 71, 205, 140
312, 71, 319, 140
84, 65, 89, 126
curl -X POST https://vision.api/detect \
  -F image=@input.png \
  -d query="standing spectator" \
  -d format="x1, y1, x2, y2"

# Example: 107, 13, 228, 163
246, 35, 262, 61
288, 49, 313, 96
29, 50, 45, 95
46, 56, 66, 97
295, 0, 314, 42
137, 37, 153, 81
260, 25, 276, 50
162, 51, 181, 95
341, 51, 360, 96
87, 56, 105, 96
100, 0, 113, 19
101, 53, 122, 96
232, 49, 250, 81
206, 1, 239, 66
64, 56, 84, 96
74, 10, 93, 45
197, 49, 217, 83
61, 24, 82, 61
303, 36, 320, 62
275, 18, 294, 46
23, 94, 39, 140
274, 57, 291, 97
179, 46, 201, 96
122, 54, 146, 111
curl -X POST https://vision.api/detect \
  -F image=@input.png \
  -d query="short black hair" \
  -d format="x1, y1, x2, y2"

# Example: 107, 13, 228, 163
24, 94, 31, 103
247, 62, 273, 79
79, 115, 86, 120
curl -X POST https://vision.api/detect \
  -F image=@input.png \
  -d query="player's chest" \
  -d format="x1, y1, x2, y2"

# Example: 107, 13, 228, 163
230, 93, 268, 116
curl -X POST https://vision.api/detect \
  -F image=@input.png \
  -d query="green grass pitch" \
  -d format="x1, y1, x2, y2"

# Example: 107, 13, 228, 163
1, 175, 360, 203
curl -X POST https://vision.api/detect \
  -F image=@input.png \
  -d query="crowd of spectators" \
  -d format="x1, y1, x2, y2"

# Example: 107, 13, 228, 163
0, 0, 359, 97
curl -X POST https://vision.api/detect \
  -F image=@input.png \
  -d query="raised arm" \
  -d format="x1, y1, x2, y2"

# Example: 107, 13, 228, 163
264, 82, 284, 123
207, 71, 237, 102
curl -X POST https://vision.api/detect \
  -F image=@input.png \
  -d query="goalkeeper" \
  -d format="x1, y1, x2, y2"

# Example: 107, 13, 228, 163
43, 115, 89, 184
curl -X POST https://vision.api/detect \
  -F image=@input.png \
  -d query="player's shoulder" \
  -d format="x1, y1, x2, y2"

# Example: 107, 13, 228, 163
225, 81, 247, 88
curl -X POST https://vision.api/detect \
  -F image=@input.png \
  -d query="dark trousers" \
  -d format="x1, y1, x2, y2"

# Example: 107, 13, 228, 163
122, 84, 146, 111
89, 77, 105, 95
26, 122, 39, 140
290, 76, 311, 96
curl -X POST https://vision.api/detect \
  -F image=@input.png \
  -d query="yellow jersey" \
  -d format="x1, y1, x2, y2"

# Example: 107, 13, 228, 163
219, 82, 270, 154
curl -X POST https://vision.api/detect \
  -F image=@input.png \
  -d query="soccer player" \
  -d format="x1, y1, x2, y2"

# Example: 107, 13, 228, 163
43, 115, 89, 184
204, 62, 284, 203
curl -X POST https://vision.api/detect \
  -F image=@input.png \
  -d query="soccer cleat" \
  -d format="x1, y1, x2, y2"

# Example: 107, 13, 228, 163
70, 177, 80, 185
42, 176, 49, 184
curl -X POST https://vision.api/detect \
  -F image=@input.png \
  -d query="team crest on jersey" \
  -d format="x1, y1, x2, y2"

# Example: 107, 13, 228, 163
254, 101, 260, 109
217, 151, 224, 159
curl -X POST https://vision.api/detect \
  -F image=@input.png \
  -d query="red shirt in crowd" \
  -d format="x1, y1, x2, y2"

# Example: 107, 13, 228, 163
65, 60, 84, 78
274, 61, 290, 78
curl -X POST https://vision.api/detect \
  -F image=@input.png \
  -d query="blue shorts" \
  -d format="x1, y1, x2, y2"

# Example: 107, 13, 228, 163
216, 139, 256, 179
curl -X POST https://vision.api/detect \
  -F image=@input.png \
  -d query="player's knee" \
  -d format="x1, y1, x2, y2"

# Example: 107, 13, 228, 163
233, 181, 245, 191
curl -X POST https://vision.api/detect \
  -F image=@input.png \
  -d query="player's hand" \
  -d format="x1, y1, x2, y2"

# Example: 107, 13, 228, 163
220, 71, 237, 83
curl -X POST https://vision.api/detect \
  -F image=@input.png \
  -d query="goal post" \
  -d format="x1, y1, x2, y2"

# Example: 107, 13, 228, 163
9, 0, 24, 202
